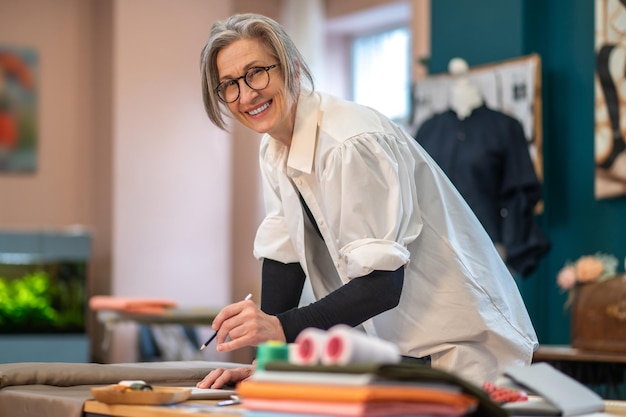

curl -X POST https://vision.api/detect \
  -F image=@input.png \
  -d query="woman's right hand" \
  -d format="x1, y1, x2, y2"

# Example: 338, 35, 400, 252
196, 366, 254, 389
212, 298, 285, 352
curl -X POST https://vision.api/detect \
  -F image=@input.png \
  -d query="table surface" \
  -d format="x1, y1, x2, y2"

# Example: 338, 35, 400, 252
533, 345, 626, 364
607, 401, 626, 416
85, 345, 626, 417
84, 399, 242, 417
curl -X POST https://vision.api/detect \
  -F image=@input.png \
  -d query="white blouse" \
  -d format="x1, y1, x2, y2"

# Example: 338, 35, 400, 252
253, 90, 538, 385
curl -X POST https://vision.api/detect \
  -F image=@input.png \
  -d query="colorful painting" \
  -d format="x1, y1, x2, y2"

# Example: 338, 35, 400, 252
595, 0, 626, 199
0, 46, 37, 173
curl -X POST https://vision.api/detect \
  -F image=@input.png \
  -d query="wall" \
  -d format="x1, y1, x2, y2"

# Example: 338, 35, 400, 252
430, 0, 525, 68
106, 0, 235, 363
430, 0, 626, 344
0, 0, 95, 228
5, 0, 546, 366
0, 0, 102, 361
91, 0, 114, 360
326, 0, 402, 18
0, 0, 234, 363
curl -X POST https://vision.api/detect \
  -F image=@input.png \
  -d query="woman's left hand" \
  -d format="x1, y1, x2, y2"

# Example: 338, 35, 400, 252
196, 366, 253, 389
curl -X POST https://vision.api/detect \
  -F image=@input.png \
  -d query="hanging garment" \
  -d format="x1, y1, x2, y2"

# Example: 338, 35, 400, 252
415, 105, 550, 277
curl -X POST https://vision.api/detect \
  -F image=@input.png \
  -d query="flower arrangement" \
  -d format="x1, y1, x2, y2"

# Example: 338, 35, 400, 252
556, 252, 620, 308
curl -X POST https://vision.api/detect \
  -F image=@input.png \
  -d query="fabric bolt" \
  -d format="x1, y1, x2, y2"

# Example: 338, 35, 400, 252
292, 327, 328, 365
0, 360, 248, 417
320, 325, 401, 365
252, 90, 538, 385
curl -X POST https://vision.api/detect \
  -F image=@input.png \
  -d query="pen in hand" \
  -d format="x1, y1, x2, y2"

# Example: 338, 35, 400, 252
200, 293, 252, 351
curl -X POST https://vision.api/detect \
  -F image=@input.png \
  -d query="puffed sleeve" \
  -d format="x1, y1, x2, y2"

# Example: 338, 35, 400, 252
320, 132, 421, 278
253, 137, 300, 264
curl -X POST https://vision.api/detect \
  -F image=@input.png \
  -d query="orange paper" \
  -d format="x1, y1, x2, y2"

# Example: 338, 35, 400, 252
237, 380, 477, 409
89, 296, 177, 314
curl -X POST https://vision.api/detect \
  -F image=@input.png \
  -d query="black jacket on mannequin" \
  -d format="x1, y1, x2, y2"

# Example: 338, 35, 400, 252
415, 104, 550, 277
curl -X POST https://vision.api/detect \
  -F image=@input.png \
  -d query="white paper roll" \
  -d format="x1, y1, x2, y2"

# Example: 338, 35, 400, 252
292, 327, 329, 365
321, 324, 401, 366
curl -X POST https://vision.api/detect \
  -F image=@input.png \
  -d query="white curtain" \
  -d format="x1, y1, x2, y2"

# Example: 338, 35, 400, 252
352, 28, 410, 121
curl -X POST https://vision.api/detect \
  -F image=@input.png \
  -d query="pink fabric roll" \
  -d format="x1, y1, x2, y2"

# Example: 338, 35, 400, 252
321, 325, 401, 365
292, 327, 328, 365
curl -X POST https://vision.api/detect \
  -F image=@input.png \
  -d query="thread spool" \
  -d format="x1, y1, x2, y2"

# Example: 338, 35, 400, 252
255, 340, 289, 371
321, 324, 401, 365
292, 327, 328, 365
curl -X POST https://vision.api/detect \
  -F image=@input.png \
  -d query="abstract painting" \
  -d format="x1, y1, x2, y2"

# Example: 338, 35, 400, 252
0, 46, 37, 173
595, 0, 626, 199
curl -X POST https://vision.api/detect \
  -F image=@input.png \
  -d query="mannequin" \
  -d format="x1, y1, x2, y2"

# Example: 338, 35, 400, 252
414, 58, 550, 277
448, 57, 483, 120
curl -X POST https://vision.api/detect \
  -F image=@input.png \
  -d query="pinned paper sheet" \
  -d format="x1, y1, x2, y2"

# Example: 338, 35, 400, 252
291, 325, 401, 366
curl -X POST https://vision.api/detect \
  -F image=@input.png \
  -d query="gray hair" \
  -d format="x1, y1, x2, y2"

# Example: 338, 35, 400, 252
200, 13, 315, 130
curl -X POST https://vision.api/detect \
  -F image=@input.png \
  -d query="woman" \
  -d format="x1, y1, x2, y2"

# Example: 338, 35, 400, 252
197, 13, 537, 388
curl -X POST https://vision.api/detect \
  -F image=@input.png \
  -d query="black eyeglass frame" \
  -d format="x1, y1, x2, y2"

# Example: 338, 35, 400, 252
215, 64, 279, 103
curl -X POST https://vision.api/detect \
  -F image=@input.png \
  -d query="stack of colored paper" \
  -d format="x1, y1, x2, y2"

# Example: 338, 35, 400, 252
236, 362, 506, 417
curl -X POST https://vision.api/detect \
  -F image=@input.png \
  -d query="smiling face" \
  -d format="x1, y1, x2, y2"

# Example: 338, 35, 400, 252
216, 37, 297, 146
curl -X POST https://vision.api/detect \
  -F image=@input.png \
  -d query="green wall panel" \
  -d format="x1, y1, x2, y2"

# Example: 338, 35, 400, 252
430, 0, 626, 345
430, 0, 525, 72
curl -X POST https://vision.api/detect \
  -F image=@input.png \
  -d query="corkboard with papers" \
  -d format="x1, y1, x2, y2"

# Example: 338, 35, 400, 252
411, 54, 543, 182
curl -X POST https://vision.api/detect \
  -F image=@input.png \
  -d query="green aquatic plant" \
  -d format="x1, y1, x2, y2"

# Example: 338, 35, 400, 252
0, 261, 87, 333
0, 271, 58, 331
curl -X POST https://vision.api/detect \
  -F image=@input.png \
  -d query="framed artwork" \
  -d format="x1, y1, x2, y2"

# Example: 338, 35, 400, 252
595, 0, 626, 199
0, 46, 37, 173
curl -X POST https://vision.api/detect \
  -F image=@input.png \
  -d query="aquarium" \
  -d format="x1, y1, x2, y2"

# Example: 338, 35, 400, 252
0, 230, 90, 335
0, 261, 86, 334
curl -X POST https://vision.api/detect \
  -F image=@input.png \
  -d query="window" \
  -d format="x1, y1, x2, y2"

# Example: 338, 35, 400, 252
351, 27, 410, 122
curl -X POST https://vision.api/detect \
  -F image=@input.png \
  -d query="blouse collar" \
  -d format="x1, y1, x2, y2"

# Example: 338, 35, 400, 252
286, 90, 320, 175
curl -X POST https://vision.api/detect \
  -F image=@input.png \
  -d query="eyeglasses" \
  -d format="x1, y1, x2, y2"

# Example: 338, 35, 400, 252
215, 64, 279, 103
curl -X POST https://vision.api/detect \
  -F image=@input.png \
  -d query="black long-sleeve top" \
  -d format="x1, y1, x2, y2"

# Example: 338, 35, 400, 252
259, 194, 404, 343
